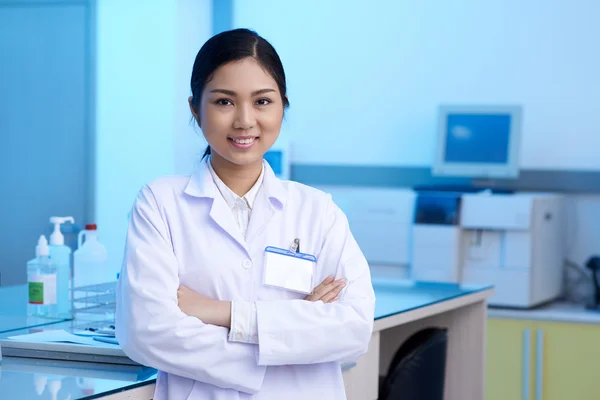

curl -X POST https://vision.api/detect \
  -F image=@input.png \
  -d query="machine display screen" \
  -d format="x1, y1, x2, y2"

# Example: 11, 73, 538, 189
443, 113, 511, 164
264, 150, 283, 176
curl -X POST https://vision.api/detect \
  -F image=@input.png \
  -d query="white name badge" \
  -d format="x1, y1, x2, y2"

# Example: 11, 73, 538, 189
263, 246, 316, 294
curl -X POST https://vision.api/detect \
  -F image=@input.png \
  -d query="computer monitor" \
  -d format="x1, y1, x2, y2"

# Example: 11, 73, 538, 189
432, 105, 522, 179
264, 141, 290, 180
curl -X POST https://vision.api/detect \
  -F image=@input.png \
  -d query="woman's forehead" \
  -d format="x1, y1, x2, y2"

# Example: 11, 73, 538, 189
205, 58, 279, 93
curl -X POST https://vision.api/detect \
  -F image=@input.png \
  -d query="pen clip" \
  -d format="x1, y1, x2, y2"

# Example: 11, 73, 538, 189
290, 238, 300, 253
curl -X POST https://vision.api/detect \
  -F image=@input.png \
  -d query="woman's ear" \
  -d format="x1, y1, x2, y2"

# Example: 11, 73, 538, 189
188, 96, 201, 126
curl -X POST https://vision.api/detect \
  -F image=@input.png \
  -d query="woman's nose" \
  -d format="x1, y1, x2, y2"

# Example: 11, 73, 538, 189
233, 104, 256, 130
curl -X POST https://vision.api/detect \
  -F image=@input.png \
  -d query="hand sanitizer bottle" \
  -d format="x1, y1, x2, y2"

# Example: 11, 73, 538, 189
49, 216, 75, 319
27, 235, 57, 318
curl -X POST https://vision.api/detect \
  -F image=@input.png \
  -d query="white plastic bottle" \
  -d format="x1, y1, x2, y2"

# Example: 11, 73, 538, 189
27, 235, 57, 318
74, 223, 109, 289
49, 216, 74, 319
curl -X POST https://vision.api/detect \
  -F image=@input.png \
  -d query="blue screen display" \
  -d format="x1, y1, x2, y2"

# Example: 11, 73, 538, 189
444, 114, 511, 164
263, 150, 283, 175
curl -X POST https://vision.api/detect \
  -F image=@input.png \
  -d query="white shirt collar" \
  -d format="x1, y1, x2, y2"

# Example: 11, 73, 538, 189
207, 156, 265, 210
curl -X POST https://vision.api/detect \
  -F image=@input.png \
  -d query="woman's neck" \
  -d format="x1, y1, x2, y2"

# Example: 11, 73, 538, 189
210, 154, 263, 197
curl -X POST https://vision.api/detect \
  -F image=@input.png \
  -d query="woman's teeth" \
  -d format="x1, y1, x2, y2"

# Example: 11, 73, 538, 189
232, 138, 255, 144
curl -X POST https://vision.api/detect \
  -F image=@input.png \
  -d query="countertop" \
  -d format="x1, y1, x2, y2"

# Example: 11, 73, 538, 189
0, 356, 156, 400
0, 284, 69, 334
0, 279, 492, 399
487, 300, 600, 325
371, 278, 492, 320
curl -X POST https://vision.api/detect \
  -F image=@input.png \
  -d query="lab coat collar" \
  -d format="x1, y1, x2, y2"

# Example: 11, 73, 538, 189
207, 156, 264, 211
184, 157, 287, 253
184, 157, 287, 208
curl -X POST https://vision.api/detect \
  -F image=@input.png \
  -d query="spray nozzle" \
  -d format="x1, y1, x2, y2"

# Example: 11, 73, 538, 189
49, 216, 75, 246
36, 235, 50, 257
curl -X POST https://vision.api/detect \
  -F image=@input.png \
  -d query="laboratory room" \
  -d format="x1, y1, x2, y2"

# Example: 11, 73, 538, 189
1, 1, 600, 400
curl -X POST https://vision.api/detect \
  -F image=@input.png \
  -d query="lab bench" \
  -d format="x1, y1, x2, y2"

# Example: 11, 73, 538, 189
0, 279, 492, 400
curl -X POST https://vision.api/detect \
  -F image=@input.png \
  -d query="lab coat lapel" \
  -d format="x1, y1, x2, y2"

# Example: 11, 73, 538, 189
246, 161, 288, 244
184, 160, 248, 253
246, 187, 275, 245
209, 194, 248, 252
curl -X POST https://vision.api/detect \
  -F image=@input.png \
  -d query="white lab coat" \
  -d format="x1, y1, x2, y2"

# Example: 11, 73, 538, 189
115, 159, 376, 400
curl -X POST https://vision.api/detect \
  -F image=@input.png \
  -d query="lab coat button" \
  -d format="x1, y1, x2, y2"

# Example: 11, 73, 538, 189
242, 259, 252, 269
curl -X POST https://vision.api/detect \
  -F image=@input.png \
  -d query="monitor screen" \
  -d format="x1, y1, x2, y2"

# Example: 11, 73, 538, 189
264, 150, 283, 175
444, 113, 511, 164
433, 105, 522, 179
263, 142, 290, 180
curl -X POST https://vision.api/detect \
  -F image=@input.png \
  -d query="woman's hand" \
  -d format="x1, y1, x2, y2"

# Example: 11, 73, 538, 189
177, 286, 231, 328
304, 276, 346, 303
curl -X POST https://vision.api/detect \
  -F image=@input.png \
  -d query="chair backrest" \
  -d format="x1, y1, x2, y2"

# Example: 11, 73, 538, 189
379, 327, 448, 400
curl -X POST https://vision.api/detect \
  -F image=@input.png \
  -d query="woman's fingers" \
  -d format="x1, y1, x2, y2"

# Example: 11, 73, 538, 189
311, 278, 337, 300
305, 276, 333, 301
317, 275, 335, 291
320, 281, 345, 303
305, 276, 346, 302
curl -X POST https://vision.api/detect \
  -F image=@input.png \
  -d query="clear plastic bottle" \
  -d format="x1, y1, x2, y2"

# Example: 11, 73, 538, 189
74, 223, 109, 289
27, 235, 58, 318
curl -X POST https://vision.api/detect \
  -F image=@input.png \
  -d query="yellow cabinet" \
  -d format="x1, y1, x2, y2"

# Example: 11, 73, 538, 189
537, 321, 600, 400
486, 317, 600, 400
485, 318, 533, 400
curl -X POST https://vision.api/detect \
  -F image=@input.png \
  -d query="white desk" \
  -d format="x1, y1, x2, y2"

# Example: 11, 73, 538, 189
344, 279, 493, 400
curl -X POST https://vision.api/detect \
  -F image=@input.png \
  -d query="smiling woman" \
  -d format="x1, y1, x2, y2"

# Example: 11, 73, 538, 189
116, 28, 375, 400
187, 29, 290, 179
193, 58, 283, 169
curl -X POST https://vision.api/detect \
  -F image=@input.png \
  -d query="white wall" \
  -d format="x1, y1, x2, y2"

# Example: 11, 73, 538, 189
173, 1, 212, 175
234, 0, 600, 171
92, 0, 600, 290
234, 0, 600, 294
95, 0, 212, 278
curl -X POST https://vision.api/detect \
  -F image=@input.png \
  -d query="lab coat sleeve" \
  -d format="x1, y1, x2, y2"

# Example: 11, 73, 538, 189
115, 185, 266, 394
254, 195, 376, 366
228, 300, 259, 344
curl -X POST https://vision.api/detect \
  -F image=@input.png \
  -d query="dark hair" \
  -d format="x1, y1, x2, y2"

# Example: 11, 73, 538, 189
190, 28, 290, 159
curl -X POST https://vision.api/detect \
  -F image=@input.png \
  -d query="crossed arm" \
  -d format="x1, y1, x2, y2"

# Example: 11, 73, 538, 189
176, 275, 347, 330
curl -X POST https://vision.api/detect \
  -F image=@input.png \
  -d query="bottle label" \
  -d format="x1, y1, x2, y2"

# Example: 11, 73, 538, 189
28, 274, 57, 305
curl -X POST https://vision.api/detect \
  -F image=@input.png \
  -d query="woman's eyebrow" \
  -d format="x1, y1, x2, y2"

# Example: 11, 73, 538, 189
210, 88, 276, 96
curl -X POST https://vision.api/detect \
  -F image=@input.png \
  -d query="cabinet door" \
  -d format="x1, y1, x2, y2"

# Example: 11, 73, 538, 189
536, 322, 600, 400
486, 318, 534, 400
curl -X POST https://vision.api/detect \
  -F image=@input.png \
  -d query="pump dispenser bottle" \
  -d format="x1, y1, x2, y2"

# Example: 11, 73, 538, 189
49, 216, 74, 319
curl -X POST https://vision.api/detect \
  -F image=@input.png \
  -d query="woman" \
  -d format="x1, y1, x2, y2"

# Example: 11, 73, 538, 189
116, 28, 375, 400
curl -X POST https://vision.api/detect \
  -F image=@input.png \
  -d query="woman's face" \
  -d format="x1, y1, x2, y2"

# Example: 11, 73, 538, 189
191, 57, 284, 168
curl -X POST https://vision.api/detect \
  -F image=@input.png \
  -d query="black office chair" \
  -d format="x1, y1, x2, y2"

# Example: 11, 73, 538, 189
379, 327, 448, 400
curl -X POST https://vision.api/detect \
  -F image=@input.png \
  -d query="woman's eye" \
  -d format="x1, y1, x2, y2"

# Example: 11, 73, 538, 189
256, 98, 272, 106
215, 98, 233, 106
